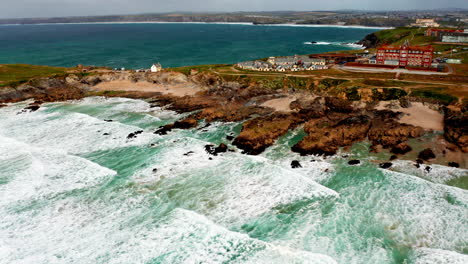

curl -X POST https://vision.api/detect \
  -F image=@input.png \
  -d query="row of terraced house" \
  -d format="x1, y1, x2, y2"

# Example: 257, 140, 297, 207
236, 55, 329, 72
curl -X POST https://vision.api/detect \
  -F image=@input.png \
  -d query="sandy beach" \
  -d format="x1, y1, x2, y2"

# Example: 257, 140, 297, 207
93, 80, 201, 97
376, 101, 444, 131
260, 95, 297, 112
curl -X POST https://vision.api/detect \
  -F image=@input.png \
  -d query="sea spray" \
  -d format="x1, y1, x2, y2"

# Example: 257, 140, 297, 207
0, 97, 466, 264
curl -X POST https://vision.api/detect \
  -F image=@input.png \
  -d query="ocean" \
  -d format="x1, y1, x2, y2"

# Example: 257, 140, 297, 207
0, 23, 378, 68
0, 98, 467, 263
0, 23, 467, 263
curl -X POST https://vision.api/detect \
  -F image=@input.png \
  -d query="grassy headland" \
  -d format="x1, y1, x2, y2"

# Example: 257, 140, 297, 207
0, 64, 68, 88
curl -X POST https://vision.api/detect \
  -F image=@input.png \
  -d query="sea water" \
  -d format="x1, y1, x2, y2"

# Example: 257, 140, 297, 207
0, 97, 467, 264
0, 23, 377, 68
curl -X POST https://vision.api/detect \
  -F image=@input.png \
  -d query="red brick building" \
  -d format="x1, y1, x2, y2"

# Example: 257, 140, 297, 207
376, 42, 434, 68
425, 28, 463, 37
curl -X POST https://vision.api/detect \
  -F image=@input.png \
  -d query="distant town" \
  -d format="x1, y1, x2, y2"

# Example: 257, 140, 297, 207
236, 18, 467, 74
1, 10, 467, 28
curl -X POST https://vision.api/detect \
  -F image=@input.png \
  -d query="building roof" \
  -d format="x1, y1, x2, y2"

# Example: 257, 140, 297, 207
378, 44, 434, 52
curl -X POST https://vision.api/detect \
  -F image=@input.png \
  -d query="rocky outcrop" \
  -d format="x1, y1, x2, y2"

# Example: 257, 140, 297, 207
390, 143, 413, 155
154, 118, 198, 135
0, 78, 85, 103
356, 32, 380, 49
189, 104, 271, 123
292, 114, 371, 156
444, 108, 468, 152
205, 143, 228, 156
368, 110, 423, 148
418, 148, 436, 161
233, 113, 301, 155
290, 97, 327, 118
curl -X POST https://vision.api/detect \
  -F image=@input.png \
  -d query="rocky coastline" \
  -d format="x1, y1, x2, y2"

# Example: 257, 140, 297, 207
0, 69, 466, 169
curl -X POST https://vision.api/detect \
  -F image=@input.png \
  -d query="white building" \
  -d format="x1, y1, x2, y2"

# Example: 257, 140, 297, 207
151, 63, 162, 73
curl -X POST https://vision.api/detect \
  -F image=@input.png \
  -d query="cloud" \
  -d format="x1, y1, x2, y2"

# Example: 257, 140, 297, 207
1, 0, 467, 19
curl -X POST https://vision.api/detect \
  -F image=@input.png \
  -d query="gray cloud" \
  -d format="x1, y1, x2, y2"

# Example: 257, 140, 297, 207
1, 0, 467, 18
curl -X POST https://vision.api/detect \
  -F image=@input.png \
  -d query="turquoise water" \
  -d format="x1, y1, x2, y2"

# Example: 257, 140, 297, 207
0, 98, 467, 263
0, 23, 376, 68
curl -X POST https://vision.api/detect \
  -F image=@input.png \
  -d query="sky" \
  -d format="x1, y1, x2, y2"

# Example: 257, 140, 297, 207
1, 0, 467, 19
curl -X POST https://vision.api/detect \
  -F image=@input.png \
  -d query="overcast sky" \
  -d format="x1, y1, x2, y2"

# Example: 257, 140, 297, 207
1, 0, 467, 19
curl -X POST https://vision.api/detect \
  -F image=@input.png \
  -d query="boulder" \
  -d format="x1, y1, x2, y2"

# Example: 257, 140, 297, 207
154, 118, 198, 135
205, 143, 228, 156
390, 143, 413, 155
418, 148, 436, 161
291, 160, 302, 168
444, 108, 468, 152
448, 162, 460, 168
425, 166, 432, 173
379, 162, 393, 169
348, 160, 361, 165
127, 130, 143, 139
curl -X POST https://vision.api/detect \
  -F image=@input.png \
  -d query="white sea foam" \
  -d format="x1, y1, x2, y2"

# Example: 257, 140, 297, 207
409, 248, 468, 264
0, 193, 337, 264
391, 160, 468, 184
0, 135, 116, 204
1, 99, 466, 264
0, 99, 162, 154
303, 41, 364, 49
0, 22, 391, 30
131, 133, 338, 226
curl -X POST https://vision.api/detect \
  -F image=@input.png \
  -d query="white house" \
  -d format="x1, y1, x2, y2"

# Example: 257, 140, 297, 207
151, 63, 162, 73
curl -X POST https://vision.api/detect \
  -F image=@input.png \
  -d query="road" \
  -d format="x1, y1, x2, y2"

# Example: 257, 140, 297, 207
338, 65, 453, 76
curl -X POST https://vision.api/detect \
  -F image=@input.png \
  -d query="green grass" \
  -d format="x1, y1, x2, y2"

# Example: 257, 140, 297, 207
169, 64, 231, 75
362, 79, 414, 87
374, 27, 435, 46
0, 64, 68, 88
410, 87, 458, 104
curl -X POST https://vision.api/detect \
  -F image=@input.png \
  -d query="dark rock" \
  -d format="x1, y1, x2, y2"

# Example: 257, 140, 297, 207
325, 97, 354, 113
389, 155, 398, 161
425, 166, 432, 173
416, 159, 424, 164
199, 123, 211, 130
183, 151, 194, 156
356, 32, 380, 49
226, 135, 234, 141
418, 148, 436, 161
214, 143, 228, 154
291, 160, 302, 168
414, 163, 420, 168
205, 144, 215, 155
348, 160, 361, 165
155, 126, 171, 135
399, 98, 411, 108
444, 108, 468, 152
342, 155, 349, 158
154, 118, 198, 135
391, 143, 413, 155
448, 162, 460, 168
205, 143, 228, 156
127, 130, 143, 139
379, 162, 392, 169
152, 168, 158, 173
24, 105, 40, 112
104, 119, 113, 122
209, 157, 213, 160
103, 133, 110, 136
0, 104, 7, 108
